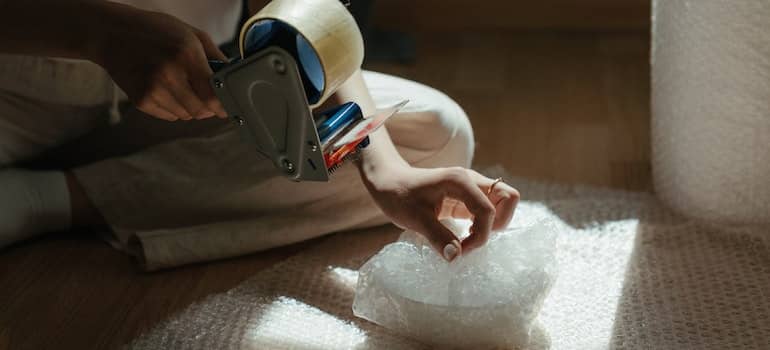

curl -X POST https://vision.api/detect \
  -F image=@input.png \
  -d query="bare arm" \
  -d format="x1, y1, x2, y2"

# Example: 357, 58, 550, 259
326, 70, 409, 172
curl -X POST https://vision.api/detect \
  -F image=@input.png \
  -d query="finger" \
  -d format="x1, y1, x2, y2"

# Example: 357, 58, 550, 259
421, 218, 462, 262
438, 169, 495, 253
164, 70, 215, 119
438, 198, 473, 220
187, 33, 229, 118
489, 182, 520, 230
137, 100, 180, 122
466, 171, 521, 230
189, 66, 228, 118
153, 87, 194, 120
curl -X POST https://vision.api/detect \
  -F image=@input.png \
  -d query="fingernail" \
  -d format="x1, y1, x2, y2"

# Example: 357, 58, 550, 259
443, 240, 461, 261
197, 110, 214, 119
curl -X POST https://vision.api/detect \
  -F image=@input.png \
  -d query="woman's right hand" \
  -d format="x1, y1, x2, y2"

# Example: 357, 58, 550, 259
361, 163, 520, 261
93, 4, 228, 121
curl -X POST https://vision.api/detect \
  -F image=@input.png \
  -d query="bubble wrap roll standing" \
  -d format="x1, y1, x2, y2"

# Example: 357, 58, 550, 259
652, 0, 770, 224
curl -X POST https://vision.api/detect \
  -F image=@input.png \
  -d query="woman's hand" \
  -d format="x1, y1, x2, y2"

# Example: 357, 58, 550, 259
361, 163, 520, 261
0, 1, 226, 121
325, 70, 518, 260
94, 4, 228, 121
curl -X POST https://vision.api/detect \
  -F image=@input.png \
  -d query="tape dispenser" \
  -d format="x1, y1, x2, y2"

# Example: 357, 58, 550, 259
208, 0, 403, 182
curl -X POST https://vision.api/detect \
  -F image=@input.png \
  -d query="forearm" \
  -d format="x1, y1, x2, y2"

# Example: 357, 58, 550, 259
328, 70, 409, 182
0, 0, 118, 62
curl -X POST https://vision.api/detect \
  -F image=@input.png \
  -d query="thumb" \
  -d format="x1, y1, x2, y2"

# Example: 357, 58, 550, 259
422, 220, 462, 262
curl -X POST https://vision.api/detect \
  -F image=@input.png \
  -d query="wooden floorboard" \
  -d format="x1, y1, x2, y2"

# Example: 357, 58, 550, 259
366, 31, 651, 191
0, 30, 651, 349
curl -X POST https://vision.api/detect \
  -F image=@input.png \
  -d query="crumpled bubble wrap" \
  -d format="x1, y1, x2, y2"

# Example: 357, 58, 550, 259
352, 219, 557, 349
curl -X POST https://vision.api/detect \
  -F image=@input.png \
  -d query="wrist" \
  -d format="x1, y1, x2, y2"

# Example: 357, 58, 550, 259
356, 127, 409, 184
357, 147, 409, 188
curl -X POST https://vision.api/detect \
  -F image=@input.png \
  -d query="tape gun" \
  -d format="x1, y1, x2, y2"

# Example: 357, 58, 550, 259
208, 0, 404, 182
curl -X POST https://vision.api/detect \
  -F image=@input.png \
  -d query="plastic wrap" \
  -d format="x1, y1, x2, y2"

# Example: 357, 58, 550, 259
352, 219, 558, 349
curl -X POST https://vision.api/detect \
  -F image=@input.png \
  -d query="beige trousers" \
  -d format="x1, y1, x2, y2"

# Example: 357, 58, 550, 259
0, 55, 474, 270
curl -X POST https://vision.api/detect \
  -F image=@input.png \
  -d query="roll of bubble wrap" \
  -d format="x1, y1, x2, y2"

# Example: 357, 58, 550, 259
651, 0, 770, 224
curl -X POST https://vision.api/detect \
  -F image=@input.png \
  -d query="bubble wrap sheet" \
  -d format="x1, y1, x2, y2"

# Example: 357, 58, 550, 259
129, 168, 770, 349
353, 219, 558, 349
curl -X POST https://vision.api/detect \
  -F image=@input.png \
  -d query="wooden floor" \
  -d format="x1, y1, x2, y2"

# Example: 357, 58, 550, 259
367, 31, 651, 191
0, 31, 650, 350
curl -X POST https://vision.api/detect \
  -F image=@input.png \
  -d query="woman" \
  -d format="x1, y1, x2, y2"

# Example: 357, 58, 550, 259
0, 0, 519, 269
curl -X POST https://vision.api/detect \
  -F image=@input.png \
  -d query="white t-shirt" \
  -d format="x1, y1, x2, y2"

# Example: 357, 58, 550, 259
111, 0, 242, 45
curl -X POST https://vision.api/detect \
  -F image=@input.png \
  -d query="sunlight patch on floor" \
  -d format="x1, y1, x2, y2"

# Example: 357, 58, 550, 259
243, 296, 367, 350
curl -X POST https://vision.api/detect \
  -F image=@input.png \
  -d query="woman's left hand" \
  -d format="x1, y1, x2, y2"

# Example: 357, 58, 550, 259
360, 164, 520, 261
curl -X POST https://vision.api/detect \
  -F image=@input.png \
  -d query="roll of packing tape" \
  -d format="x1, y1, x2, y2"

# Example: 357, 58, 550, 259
239, 0, 364, 107
652, 0, 770, 224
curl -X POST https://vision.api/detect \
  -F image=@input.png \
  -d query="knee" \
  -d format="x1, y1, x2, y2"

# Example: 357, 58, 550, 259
410, 91, 475, 169
366, 71, 475, 168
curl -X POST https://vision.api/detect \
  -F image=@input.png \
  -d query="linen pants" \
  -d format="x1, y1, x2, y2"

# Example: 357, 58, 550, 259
0, 55, 474, 270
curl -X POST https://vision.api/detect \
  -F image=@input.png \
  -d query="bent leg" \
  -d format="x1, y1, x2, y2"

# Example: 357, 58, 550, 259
0, 92, 110, 167
0, 54, 119, 166
0, 55, 117, 248
364, 70, 474, 169
70, 71, 475, 269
